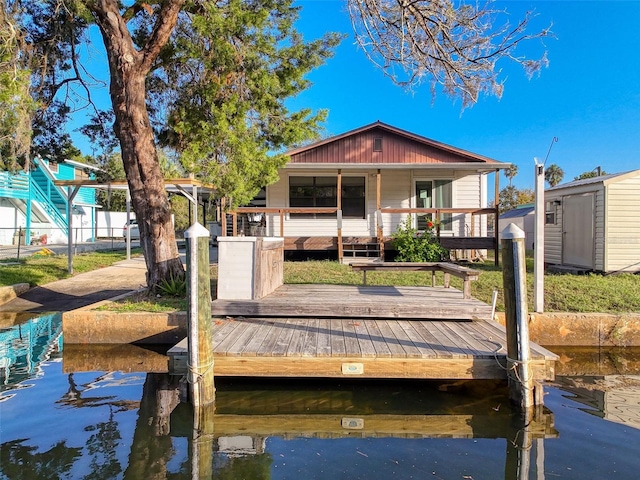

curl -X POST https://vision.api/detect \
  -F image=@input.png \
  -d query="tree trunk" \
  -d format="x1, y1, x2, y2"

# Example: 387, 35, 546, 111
88, 0, 185, 288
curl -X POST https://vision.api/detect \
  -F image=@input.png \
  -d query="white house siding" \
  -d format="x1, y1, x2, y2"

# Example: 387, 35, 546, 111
380, 169, 411, 236
605, 177, 640, 272
452, 172, 485, 237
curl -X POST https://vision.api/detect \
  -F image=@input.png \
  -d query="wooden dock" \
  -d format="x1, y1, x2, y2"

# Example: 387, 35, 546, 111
169, 285, 557, 382
211, 284, 493, 320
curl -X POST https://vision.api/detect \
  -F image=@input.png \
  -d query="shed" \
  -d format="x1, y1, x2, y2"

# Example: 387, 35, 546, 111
544, 170, 640, 273
498, 204, 535, 250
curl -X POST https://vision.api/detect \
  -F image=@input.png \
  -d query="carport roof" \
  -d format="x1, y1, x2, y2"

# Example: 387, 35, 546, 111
53, 177, 217, 198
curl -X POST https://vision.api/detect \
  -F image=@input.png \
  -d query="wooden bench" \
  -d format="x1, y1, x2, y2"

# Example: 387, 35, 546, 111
349, 262, 481, 299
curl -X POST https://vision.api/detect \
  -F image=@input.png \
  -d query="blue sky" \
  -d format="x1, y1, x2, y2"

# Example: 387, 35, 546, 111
71, 1, 640, 192
286, 0, 640, 190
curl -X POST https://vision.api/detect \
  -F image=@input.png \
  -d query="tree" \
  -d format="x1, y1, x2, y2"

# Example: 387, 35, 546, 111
0, 1, 35, 171
498, 185, 534, 213
544, 163, 564, 187
348, 0, 552, 108
4, 0, 550, 289
11, 0, 340, 290
504, 164, 518, 187
574, 167, 607, 181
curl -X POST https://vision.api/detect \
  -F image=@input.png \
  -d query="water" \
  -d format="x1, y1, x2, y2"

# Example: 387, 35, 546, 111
2, 315, 640, 479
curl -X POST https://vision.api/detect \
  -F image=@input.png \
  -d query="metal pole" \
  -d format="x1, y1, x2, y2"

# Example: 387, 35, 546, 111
67, 187, 73, 274
534, 161, 545, 312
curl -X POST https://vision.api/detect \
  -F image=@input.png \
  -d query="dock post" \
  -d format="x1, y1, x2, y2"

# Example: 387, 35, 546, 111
501, 224, 535, 412
184, 223, 215, 412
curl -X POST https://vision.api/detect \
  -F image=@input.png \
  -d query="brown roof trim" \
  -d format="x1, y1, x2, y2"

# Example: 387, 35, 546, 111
287, 120, 501, 164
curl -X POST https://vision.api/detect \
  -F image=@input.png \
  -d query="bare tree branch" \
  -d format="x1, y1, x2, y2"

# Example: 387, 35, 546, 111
348, 0, 552, 108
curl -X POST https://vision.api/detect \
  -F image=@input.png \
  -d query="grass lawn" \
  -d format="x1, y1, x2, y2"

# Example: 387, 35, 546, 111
2, 250, 639, 314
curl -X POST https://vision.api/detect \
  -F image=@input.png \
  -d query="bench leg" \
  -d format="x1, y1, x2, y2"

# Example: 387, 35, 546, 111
443, 273, 450, 289
431, 271, 436, 287
463, 279, 471, 299
363, 271, 367, 286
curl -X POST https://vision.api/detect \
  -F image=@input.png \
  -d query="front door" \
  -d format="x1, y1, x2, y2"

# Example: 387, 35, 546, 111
414, 180, 433, 230
562, 193, 595, 268
414, 179, 452, 231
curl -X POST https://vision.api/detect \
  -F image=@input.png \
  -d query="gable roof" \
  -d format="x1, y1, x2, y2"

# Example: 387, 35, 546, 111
285, 121, 510, 171
546, 169, 640, 192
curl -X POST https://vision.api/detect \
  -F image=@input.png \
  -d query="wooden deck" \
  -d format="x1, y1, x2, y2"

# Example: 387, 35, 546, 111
211, 284, 493, 320
169, 284, 557, 383
169, 317, 556, 382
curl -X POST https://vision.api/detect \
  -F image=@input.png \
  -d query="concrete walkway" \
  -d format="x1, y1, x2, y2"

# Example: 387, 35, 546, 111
0, 257, 148, 313
0, 243, 218, 313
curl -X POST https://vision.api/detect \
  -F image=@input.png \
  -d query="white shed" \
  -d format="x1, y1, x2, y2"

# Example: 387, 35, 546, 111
544, 170, 640, 273
498, 204, 535, 250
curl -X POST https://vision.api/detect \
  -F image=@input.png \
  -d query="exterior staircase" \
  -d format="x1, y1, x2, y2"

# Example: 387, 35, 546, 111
29, 159, 69, 234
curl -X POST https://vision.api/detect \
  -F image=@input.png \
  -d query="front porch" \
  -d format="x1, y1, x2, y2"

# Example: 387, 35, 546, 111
223, 206, 499, 264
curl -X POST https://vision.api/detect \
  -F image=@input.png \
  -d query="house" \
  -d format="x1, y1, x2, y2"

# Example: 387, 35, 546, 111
228, 121, 510, 262
0, 157, 100, 246
544, 169, 640, 273
498, 204, 535, 250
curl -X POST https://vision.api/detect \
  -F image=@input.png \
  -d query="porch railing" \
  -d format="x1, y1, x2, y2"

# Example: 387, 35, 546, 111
225, 206, 498, 262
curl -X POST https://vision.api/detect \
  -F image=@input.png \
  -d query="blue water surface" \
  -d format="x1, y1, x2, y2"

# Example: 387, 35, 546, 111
2, 314, 640, 479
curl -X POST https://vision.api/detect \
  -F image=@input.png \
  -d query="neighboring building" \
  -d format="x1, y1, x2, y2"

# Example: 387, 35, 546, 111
544, 169, 640, 273
229, 121, 510, 261
0, 157, 100, 246
498, 204, 535, 250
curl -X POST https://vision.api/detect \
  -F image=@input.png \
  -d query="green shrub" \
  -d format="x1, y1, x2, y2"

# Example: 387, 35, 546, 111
391, 216, 449, 262
156, 273, 187, 297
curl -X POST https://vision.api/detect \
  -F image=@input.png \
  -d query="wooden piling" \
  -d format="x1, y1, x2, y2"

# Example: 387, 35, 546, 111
185, 223, 215, 410
501, 224, 535, 411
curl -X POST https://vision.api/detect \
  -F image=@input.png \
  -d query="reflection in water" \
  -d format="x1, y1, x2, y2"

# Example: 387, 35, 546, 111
5, 320, 640, 478
0, 312, 62, 397
556, 375, 640, 430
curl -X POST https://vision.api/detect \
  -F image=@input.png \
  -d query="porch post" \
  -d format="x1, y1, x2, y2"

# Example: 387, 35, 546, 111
337, 169, 343, 262
279, 209, 284, 237
376, 169, 383, 259
220, 197, 227, 236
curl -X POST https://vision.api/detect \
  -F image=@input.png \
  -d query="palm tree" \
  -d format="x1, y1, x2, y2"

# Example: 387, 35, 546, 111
545, 163, 564, 187
504, 164, 518, 186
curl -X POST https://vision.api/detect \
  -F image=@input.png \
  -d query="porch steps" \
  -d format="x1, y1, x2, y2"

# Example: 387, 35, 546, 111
342, 241, 381, 262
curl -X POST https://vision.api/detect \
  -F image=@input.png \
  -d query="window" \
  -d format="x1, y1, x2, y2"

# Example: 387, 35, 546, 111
289, 176, 365, 218
545, 201, 557, 225
341, 177, 366, 218
415, 179, 453, 231
373, 137, 383, 152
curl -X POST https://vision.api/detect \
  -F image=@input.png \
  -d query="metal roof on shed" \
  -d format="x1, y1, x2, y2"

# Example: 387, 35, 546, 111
501, 206, 535, 219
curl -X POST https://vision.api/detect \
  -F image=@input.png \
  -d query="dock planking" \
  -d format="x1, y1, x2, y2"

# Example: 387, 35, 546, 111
211, 284, 493, 320
169, 316, 557, 382
169, 283, 557, 383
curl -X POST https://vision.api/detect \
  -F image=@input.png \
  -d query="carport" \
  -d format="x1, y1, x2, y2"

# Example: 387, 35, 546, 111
53, 177, 217, 273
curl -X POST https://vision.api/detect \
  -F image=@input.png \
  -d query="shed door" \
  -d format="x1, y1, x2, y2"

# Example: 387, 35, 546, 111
562, 193, 595, 268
